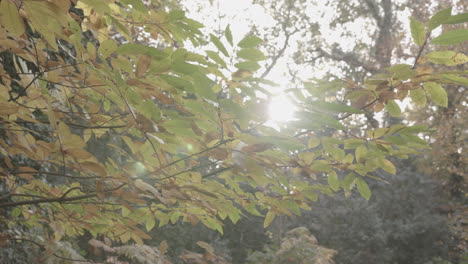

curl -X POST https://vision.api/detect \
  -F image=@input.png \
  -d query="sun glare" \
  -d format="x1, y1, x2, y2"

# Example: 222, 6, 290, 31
268, 95, 296, 123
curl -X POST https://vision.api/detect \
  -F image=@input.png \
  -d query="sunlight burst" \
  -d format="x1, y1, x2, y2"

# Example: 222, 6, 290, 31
268, 95, 296, 123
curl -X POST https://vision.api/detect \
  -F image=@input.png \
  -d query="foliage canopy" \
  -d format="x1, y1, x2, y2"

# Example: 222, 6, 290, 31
0, 0, 466, 259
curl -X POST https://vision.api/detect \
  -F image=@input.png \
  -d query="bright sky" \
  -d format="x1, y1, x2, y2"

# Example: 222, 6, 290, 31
181, 0, 439, 124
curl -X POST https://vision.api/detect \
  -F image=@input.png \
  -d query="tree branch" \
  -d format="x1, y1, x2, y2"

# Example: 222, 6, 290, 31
412, 31, 431, 69
0, 184, 126, 209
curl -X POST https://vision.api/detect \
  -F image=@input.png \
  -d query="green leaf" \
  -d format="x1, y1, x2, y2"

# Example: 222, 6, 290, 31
378, 158, 396, 175
117, 43, 168, 59
431, 29, 468, 45
238, 35, 263, 48
443, 74, 468, 85
308, 136, 321, 148
356, 177, 371, 200
159, 74, 194, 92
385, 100, 402, 117
328, 171, 340, 192
428, 8, 452, 30
137, 100, 161, 121
145, 216, 156, 231
225, 25, 233, 46
342, 173, 356, 191
264, 210, 276, 228
410, 88, 427, 107
386, 64, 416, 80
237, 48, 266, 61
443, 13, 468, 24
355, 145, 367, 162
0, 0, 25, 38
427, 51, 468, 66
210, 34, 229, 57
205, 50, 227, 68
170, 212, 181, 224
168, 10, 185, 21
410, 17, 427, 46
234, 61, 260, 71
99, 39, 118, 58
424, 82, 448, 107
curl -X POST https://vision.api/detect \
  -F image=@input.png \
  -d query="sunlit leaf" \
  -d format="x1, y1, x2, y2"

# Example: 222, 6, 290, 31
237, 48, 266, 61
443, 12, 468, 24
428, 8, 452, 30
210, 34, 229, 56
385, 100, 402, 117
424, 82, 448, 107
427, 51, 468, 66
356, 177, 371, 200
328, 171, 340, 191
410, 88, 427, 106
238, 35, 263, 48
431, 29, 468, 45
0, 0, 25, 37
264, 210, 276, 228
410, 17, 426, 46
234, 61, 260, 71
225, 24, 233, 46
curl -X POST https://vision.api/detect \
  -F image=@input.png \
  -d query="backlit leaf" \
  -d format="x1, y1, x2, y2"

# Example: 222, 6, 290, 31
210, 34, 229, 56
431, 29, 468, 45
234, 61, 260, 71
205, 50, 227, 68
410, 88, 427, 106
385, 100, 401, 117
427, 51, 468, 66
225, 25, 233, 46
443, 12, 468, 24
237, 48, 266, 61
424, 82, 448, 107
238, 35, 263, 48
356, 177, 371, 200
0, 0, 25, 37
328, 171, 340, 191
428, 8, 452, 30
264, 210, 276, 228
410, 17, 426, 46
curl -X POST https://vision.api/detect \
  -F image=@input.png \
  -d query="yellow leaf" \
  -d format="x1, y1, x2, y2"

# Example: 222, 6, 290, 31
66, 148, 93, 160
0, 103, 19, 115
80, 161, 107, 178
0, 0, 25, 38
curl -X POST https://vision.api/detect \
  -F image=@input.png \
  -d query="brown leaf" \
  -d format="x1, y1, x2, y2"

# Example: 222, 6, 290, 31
18, 166, 36, 179
397, 82, 420, 90
373, 102, 385, 112
96, 180, 105, 200
159, 240, 169, 255
242, 143, 274, 153
135, 55, 151, 77
0, 233, 10, 248
208, 148, 228, 160
378, 91, 396, 103
65, 148, 92, 160
80, 161, 107, 178
191, 121, 203, 136
351, 93, 370, 109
